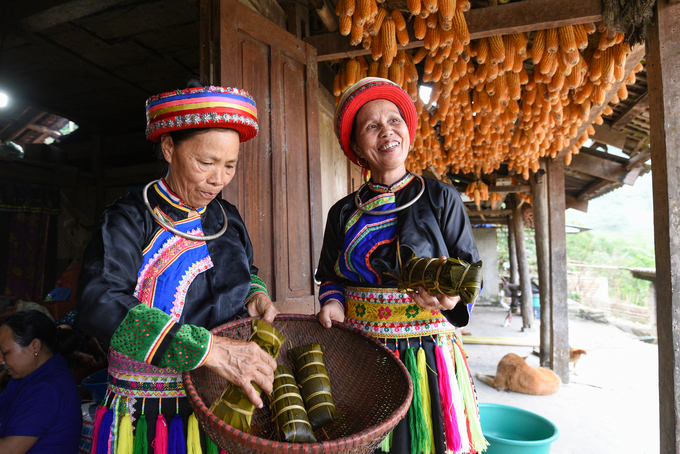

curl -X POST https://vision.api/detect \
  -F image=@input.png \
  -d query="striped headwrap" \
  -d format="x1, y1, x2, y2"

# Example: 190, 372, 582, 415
334, 77, 417, 168
145, 86, 258, 143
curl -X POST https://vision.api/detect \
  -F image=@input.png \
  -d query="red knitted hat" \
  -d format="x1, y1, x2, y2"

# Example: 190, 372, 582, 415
334, 77, 417, 168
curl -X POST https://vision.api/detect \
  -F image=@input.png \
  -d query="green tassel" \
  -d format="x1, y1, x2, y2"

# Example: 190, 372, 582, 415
405, 346, 428, 454
416, 347, 435, 454
132, 411, 148, 454
451, 338, 489, 453
380, 430, 393, 452
206, 434, 219, 454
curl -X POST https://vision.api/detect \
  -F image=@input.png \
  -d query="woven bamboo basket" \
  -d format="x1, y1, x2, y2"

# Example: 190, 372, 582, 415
184, 314, 413, 454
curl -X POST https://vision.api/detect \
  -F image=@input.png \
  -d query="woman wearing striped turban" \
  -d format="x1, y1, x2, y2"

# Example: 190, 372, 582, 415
77, 81, 278, 451
315, 78, 488, 454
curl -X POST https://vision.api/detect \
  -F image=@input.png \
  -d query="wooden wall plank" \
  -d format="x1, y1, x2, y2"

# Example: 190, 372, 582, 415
647, 2, 680, 451
283, 56, 313, 297
306, 45, 324, 314
241, 37, 275, 295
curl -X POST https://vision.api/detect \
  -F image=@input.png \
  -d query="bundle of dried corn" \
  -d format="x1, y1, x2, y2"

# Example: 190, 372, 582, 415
463, 180, 489, 207
518, 192, 532, 205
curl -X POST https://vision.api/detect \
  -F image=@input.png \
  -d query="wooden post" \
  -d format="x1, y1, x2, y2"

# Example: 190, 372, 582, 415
511, 194, 533, 329
531, 159, 551, 366
508, 218, 519, 285
647, 2, 680, 451
546, 159, 569, 382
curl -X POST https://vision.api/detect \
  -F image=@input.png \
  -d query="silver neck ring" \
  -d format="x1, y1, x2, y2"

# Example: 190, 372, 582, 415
354, 173, 425, 216
142, 179, 228, 241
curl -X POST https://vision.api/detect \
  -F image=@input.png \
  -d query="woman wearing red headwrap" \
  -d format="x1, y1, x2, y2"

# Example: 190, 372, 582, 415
315, 78, 487, 454
77, 82, 278, 451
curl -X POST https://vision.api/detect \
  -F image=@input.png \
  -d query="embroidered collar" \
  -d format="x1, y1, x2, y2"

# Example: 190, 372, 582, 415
367, 172, 414, 194
154, 179, 207, 215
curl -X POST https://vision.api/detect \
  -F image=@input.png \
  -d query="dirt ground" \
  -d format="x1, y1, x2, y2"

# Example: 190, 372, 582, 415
463, 305, 659, 454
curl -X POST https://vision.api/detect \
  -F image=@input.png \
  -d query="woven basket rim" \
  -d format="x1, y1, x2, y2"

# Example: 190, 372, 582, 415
183, 313, 413, 453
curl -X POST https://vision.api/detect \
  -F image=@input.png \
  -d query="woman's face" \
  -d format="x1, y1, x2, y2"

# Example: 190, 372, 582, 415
352, 99, 411, 175
0, 325, 39, 379
161, 128, 240, 209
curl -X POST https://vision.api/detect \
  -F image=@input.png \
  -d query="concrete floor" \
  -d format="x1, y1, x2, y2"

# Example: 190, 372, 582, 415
463, 305, 659, 454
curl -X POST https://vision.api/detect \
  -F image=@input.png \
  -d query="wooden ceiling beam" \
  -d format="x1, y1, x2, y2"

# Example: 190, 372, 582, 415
14, 0, 142, 33
489, 185, 531, 193
26, 123, 62, 137
466, 208, 511, 217
612, 92, 649, 131
306, 0, 602, 61
565, 195, 588, 213
590, 123, 628, 150
559, 43, 646, 159
569, 151, 642, 185
626, 148, 652, 170
576, 179, 620, 202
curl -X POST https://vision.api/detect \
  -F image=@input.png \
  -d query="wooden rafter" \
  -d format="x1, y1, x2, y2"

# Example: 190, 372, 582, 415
612, 92, 649, 131
590, 123, 628, 150
305, 0, 602, 61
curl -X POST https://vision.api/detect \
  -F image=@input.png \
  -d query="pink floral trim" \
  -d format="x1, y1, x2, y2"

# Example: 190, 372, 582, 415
171, 256, 214, 321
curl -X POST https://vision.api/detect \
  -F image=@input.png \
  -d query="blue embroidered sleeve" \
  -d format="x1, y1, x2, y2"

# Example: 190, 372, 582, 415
319, 281, 345, 308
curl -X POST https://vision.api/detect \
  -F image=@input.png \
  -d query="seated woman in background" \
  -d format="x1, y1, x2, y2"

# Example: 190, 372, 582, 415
0, 310, 82, 454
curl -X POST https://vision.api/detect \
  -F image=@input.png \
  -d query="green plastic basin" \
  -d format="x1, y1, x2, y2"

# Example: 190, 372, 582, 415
479, 403, 559, 454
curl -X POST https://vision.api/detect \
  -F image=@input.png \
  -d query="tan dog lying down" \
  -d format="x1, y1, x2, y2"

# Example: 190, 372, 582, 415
476, 353, 562, 396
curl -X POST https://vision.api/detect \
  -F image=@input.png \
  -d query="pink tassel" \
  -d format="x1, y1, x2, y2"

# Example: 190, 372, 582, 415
435, 344, 462, 453
90, 405, 108, 454
153, 414, 168, 454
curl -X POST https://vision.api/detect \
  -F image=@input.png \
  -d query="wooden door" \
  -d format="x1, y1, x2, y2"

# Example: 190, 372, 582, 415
200, 0, 322, 313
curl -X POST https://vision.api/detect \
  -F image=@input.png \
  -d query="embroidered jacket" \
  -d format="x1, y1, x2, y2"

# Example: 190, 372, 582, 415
78, 179, 268, 371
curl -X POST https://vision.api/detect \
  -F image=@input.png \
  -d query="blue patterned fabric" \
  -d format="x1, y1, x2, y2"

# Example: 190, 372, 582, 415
133, 180, 213, 321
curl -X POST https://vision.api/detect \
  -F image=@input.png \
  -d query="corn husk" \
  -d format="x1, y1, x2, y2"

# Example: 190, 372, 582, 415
269, 366, 317, 442
399, 255, 483, 305
210, 319, 286, 433
288, 343, 339, 430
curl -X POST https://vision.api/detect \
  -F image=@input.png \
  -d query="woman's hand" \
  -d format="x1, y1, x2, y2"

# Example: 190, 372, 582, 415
407, 255, 462, 311
203, 336, 277, 408
408, 286, 461, 311
318, 300, 345, 328
246, 293, 279, 324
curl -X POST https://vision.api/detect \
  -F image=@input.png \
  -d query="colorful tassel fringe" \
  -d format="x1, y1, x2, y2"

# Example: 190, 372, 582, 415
91, 405, 108, 454
416, 347, 435, 454
205, 435, 219, 454
133, 405, 148, 454
440, 337, 470, 452
96, 409, 114, 454
405, 346, 429, 454
380, 430, 393, 452
450, 337, 489, 453
168, 414, 186, 454
117, 414, 134, 454
435, 343, 462, 453
187, 413, 202, 454
153, 414, 168, 454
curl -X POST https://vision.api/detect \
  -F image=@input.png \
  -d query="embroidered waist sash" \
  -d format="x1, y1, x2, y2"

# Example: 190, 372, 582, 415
343, 286, 456, 339
107, 348, 185, 398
